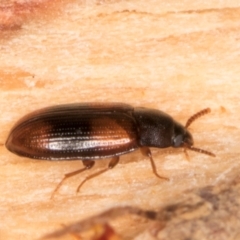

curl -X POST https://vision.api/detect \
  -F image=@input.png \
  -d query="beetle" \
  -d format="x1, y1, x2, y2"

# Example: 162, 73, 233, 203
5, 103, 215, 196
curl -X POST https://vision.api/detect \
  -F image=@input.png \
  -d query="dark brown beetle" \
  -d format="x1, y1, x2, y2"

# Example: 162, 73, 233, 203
5, 103, 215, 196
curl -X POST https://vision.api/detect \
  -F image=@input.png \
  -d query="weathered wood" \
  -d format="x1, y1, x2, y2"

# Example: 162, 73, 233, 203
0, 0, 239, 239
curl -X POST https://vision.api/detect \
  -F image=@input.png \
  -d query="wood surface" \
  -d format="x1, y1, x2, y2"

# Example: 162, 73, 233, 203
0, 0, 240, 239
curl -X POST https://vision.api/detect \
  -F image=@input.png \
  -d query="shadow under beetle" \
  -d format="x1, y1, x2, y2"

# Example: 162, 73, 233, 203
5, 103, 215, 197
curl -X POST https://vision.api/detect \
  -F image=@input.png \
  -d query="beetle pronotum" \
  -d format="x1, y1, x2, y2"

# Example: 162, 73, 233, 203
5, 103, 215, 196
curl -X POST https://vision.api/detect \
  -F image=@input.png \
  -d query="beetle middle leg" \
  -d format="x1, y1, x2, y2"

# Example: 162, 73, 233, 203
140, 147, 169, 181
76, 156, 119, 192
51, 160, 95, 199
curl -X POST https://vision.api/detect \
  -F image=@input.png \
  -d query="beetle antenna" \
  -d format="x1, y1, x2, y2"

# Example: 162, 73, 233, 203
186, 146, 216, 157
185, 108, 211, 129
184, 108, 215, 157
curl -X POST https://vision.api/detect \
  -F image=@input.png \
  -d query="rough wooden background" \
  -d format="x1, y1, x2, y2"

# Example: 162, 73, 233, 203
0, 0, 240, 239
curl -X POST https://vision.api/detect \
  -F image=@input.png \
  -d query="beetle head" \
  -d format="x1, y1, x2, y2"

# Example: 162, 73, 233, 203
172, 108, 215, 157
172, 123, 193, 148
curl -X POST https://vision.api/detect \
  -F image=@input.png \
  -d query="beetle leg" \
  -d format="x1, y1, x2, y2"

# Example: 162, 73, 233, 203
140, 147, 169, 181
76, 156, 120, 193
183, 148, 190, 161
51, 160, 95, 199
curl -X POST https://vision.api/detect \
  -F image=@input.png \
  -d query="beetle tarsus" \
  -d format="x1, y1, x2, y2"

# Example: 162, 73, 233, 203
141, 147, 169, 181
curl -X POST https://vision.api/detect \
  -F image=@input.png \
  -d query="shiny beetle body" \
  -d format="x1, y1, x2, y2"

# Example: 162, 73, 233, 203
6, 103, 193, 160
5, 103, 215, 196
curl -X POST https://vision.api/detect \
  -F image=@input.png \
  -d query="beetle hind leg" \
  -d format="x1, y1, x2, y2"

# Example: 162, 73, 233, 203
76, 156, 119, 193
140, 147, 169, 181
51, 160, 95, 199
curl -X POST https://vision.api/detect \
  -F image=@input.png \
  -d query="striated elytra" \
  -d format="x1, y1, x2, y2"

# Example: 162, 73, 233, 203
5, 103, 215, 196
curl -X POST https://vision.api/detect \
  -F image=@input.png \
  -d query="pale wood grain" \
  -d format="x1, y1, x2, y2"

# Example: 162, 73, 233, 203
0, 0, 240, 239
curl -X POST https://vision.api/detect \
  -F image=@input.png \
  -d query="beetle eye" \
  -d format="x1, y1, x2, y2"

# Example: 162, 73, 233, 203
172, 135, 183, 147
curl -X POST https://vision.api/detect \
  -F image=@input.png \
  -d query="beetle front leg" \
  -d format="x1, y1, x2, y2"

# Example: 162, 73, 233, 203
140, 147, 169, 181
